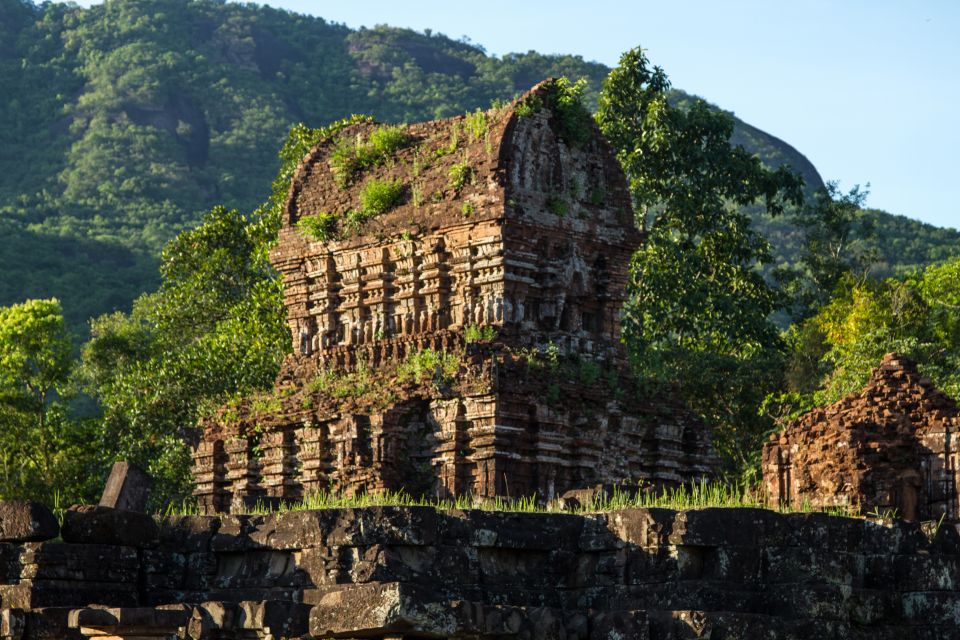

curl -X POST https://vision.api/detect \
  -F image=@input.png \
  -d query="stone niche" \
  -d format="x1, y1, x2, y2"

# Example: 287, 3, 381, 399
763, 353, 960, 521
192, 79, 718, 513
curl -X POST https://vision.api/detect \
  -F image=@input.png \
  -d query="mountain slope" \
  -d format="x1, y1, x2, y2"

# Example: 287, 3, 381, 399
1, 0, 955, 335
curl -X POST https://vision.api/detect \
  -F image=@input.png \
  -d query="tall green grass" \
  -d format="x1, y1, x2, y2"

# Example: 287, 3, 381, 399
207, 479, 861, 518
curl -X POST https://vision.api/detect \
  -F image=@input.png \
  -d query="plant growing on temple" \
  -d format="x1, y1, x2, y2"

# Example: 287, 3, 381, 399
547, 196, 569, 217
514, 79, 592, 148
596, 46, 804, 478
465, 108, 488, 142
296, 212, 339, 241
330, 124, 410, 187
548, 77, 592, 148
448, 162, 472, 192
359, 178, 406, 217
397, 349, 460, 384
464, 324, 497, 343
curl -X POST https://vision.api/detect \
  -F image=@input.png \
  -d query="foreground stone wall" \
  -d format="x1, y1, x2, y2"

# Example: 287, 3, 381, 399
2, 501, 960, 639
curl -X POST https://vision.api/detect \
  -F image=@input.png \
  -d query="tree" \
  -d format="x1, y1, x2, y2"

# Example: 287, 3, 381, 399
776, 182, 874, 321
80, 206, 289, 508
0, 298, 96, 502
770, 256, 960, 431
596, 47, 804, 476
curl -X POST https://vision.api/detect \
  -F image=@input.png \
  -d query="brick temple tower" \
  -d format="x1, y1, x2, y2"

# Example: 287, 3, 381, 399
192, 80, 717, 512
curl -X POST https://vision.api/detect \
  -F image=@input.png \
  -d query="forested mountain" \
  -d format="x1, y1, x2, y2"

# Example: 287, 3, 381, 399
1, 0, 957, 336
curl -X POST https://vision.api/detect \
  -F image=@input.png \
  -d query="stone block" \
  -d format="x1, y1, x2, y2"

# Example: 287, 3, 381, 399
68, 606, 192, 637
0, 579, 138, 608
309, 582, 457, 638
0, 501, 58, 543
20, 542, 138, 582
256, 507, 439, 550
157, 514, 220, 552
439, 509, 580, 550
603, 508, 676, 548
589, 609, 649, 640
669, 507, 773, 547
99, 461, 152, 512
210, 514, 263, 552
60, 505, 158, 548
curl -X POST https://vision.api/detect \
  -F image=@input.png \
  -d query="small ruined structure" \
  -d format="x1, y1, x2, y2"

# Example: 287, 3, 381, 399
763, 353, 960, 521
192, 80, 717, 513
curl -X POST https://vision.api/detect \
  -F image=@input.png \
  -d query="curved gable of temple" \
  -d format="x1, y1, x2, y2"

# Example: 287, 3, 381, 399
763, 353, 960, 521
193, 80, 717, 513
270, 79, 640, 364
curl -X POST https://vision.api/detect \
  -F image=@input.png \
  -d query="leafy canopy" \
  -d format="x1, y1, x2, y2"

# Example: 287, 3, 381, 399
597, 46, 804, 475
0, 299, 93, 502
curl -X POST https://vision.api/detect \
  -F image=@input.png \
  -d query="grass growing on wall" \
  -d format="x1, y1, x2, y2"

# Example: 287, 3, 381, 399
216, 479, 862, 518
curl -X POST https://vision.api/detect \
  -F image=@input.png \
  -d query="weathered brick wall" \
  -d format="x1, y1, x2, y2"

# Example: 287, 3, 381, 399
193, 347, 716, 513
3, 501, 960, 639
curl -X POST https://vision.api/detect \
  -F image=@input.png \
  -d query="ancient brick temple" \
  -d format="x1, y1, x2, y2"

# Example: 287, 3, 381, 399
763, 353, 960, 521
192, 80, 717, 513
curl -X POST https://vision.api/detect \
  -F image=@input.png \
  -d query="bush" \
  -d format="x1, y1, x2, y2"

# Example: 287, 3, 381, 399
514, 79, 591, 148
296, 212, 338, 241
360, 178, 406, 217
330, 125, 410, 187
515, 93, 543, 118
551, 77, 592, 149
368, 125, 409, 156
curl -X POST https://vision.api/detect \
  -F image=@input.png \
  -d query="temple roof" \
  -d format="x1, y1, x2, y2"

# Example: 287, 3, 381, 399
280, 78, 637, 249
772, 353, 960, 448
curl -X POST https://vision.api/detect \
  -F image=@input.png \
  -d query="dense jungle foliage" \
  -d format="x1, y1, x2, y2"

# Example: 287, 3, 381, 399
2, 0, 959, 506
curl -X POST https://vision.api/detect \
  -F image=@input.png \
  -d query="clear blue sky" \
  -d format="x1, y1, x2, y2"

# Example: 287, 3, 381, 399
79, 1, 960, 229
